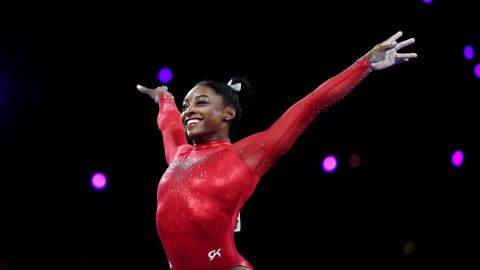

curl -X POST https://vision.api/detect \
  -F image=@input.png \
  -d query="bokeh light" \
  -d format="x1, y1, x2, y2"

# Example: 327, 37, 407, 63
157, 67, 173, 84
403, 241, 416, 255
451, 150, 464, 167
463, 45, 474, 60
474, 64, 480, 78
349, 154, 362, 168
322, 155, 338, 173
91, 172, 107, 190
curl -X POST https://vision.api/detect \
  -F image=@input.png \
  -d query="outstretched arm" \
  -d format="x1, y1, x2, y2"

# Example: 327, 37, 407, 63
234, 31, 417, 177
137, 85, 188, 165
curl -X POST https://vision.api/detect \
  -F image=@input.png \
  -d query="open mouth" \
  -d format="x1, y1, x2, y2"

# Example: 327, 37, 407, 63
185, 118, 203, 128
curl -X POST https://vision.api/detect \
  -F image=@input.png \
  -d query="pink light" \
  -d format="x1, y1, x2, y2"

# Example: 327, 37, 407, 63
322, 155, 337, 173
474, 64, 480, 78
451, 150, 464, 168
91, 172, 107, 190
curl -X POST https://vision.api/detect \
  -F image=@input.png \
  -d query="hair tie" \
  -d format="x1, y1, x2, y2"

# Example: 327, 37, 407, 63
227, 79, 241, 92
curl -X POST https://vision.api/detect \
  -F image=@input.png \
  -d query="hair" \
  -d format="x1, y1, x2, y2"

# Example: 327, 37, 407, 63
195, 76, 254, 136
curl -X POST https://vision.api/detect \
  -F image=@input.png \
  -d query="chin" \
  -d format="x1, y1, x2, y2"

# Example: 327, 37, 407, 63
186, 130, 203, 141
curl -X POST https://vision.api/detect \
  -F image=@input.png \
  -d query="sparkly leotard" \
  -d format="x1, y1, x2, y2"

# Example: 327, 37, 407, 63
155, 58, 371, 270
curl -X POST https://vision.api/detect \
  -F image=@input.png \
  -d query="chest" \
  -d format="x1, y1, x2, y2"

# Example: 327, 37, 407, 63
157, 149, 256, 208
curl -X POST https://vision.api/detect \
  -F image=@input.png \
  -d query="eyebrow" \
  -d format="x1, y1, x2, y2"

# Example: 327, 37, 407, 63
194, 95, 210, 100
184, 95, 211, 103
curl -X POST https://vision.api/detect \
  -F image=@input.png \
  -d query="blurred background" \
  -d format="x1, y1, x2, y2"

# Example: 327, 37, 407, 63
1, 1, 479, 269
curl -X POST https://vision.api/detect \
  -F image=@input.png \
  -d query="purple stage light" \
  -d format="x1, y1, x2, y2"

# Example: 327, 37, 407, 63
91, 172, 107, 190
157, 67, 173, 84
464, 45, 474, 60
322, 155, 338, 173
451, 150, 464, 167
474, 64, 480, 79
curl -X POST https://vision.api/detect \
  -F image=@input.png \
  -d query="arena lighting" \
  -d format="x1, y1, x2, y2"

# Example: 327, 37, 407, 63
322, 155, 338, 173
91, 172, 107, 190
474, 64, 480, 79
157, 67, 173, 84
464, 45, 474, 60
403, 241, 416, 255
451, 150, 464, 168
349, 154, 361, 168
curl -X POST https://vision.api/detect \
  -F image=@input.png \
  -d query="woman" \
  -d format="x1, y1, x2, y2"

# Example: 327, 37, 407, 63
137, 31, 416, 270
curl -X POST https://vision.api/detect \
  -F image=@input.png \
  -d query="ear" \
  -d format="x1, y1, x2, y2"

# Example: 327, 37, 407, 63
223, 106, 236, 121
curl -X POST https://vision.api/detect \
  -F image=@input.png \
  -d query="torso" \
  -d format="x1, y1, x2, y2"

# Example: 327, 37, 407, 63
156, 141, 258, 270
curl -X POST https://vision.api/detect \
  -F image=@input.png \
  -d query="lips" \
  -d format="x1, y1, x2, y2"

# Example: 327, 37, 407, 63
185, 118, 203, 128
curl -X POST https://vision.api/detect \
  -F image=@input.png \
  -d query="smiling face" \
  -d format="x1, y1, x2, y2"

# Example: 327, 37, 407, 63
181, 85, 236, 145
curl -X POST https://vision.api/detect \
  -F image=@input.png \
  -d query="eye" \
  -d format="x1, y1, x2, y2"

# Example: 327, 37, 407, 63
181, 104, 188, 111
193, 100, 209, 107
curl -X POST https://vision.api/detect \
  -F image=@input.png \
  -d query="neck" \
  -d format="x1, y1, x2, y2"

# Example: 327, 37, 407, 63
192, 134, 230, 145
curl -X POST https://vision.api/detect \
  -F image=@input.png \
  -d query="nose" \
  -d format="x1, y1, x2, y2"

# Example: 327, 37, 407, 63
182, 105, 196, 118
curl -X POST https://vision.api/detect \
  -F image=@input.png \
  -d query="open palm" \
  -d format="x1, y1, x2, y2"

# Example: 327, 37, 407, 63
365, 31, 417, 71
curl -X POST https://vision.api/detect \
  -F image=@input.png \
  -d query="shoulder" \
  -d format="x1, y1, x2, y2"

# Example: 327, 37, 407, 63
176, 144, 194, 157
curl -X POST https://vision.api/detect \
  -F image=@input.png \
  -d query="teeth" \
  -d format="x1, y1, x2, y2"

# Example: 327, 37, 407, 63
186, 119, 201, 126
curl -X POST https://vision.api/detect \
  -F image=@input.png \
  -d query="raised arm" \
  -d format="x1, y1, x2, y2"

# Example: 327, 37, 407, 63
137, 85, 188, 165
234, 31, 417, 177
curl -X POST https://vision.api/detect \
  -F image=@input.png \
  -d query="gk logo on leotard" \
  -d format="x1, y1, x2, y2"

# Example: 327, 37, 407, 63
208, 248, 221, 261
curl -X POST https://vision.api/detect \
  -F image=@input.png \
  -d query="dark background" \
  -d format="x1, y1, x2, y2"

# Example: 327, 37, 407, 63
1, 1, 479, 269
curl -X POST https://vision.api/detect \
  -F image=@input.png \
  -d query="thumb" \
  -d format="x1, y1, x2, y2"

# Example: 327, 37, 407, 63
137, 84, 146, 92
137, 84, 148, 92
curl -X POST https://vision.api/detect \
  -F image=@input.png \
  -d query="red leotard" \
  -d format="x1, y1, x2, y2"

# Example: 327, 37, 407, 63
155, 58, 371, 270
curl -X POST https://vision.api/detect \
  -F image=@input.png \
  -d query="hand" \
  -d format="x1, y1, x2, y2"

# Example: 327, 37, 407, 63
364, 31, 417, 71
137, 84, 170, 103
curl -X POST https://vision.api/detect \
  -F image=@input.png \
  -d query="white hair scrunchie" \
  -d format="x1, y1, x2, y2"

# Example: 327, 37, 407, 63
227, 79, 242, 92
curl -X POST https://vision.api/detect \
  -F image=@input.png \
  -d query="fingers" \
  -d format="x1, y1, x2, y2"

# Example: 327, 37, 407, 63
385, 41, 397, 50
396, 53, 418, 59
137, 84, 148, 92
136, 84, 168, 93
386, 31, 403, 43
395, 58, 410, 64
396, 38, 415, 50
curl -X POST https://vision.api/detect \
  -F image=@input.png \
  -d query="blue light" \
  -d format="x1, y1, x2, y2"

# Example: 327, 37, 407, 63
157, 67, 173, 84
464, 45, 474, 60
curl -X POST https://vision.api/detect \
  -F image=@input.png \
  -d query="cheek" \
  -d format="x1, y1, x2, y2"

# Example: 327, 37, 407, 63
210, 110, 226, 123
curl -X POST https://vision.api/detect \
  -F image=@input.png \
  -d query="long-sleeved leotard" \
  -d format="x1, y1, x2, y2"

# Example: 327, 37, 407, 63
155, 58, 371, 270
